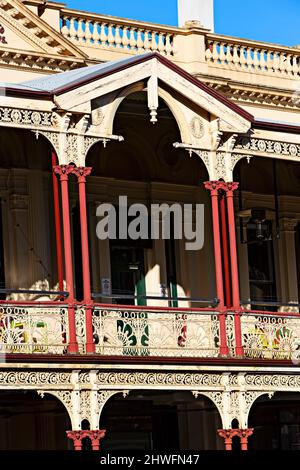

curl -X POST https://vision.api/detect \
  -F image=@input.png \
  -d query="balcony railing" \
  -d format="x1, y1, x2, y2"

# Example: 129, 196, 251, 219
241, 310, 300, 360
91, 305, 222, 358
60, 8, 178, 56
205, 34, 300, 77
0, 302, 68, 355
0, 299, 299, 361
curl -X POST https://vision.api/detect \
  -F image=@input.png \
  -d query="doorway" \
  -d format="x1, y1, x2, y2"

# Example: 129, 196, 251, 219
110, 245, 146, 306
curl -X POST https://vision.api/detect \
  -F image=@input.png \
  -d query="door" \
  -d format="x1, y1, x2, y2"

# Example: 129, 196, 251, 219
247, 219, 277, 310
110, 245, 146, 306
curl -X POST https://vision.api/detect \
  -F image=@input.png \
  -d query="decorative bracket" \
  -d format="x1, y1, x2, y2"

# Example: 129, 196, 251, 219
147, 60, 159, 124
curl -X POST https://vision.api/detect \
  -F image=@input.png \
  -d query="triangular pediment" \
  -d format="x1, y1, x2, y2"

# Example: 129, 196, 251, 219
34, 53, 252, 134
1, 53, 253, 137
0, 0, 87, 58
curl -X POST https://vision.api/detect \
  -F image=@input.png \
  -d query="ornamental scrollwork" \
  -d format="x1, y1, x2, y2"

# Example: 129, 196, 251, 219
97, 390, 129, 423
96, 372, 223, 387
215, 152, 227, 180
0, 107, 55, 128
244, 374, 300, 389
236, 136, 300, 158
0, 371, 71, 385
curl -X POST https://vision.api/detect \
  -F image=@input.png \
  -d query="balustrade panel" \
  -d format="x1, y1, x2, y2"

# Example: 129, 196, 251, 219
60, 12, 175, 56
92, 306, 220, 358
205, 37, 300, 77
241, 312, 300, 359
0, 304, 69, 354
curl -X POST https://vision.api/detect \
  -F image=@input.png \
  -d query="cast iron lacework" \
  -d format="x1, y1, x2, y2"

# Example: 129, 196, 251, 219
0, 305, 68, 354
241, 314, 300, 359
235, 136, 300, 158
92, 307, 220, 357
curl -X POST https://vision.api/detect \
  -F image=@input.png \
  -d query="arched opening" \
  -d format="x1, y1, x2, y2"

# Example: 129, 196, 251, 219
100, 390, 223, 450
0, 128, 61, 299
86, 91, 214, 309
249, 392, 300, 450
0, 390, 71, 450
234, 157, 300, 311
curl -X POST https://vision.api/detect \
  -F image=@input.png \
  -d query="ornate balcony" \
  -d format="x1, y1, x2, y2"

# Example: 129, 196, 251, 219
0, 299, 300, 362
91, 305, 225, 358
0, 302, 68, 355
241, 310, 300, 360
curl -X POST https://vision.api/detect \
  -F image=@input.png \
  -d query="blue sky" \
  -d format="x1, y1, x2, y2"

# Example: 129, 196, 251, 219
65, 0, 300, 46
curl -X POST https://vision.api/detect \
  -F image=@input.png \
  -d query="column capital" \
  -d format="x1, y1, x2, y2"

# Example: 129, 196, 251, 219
67, 430, 106, 451
279, 217, 299, 232
217, 429, 239, 450
221, 182, 239, 194
66, 430, 83, 450
204, 181, 224, 195
217, 429, 239, 439
53, 164, 75, 181
237, 428, 254, 439
72, 166, 93, 182
237, 428, 254, 450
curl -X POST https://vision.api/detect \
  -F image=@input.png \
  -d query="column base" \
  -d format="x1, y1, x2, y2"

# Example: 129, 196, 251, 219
235, 346, 244, 357
67, 342, 79, 354
86, 343, 96, 354
219, 347, 229, 357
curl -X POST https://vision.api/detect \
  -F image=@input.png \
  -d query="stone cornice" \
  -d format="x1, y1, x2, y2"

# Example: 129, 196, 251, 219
0, 46, 85, 72
199, 76, 300, 110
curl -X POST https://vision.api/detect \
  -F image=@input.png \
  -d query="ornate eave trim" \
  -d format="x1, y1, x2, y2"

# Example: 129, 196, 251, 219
0, 47, 85, 73
234, 136, 300, 161
204, 80, 300, 110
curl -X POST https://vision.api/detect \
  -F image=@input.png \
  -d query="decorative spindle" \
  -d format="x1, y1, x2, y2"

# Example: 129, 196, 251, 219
151, 31, 158, 51
122, 26, 129, 48
115, 25, 122, 48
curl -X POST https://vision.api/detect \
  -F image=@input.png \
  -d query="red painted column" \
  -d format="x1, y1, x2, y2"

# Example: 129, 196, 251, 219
219, 194, 232, 308
51, 152, 64, 294
72, 167, 95, 354
222, 182, 244, 357
204, 181, 228, 356
217, 429, 239, 451
66, 431, 83, 451
89, 430, 106, 451
237, 429, 254, 451
53, 165, 78, 354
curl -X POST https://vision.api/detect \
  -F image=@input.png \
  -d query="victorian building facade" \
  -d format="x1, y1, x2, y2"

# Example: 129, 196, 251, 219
0, 0, 300, 451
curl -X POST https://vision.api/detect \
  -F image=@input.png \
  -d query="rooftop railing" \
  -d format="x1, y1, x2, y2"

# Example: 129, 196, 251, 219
60, 8, 179, 56
59, 7, 300, 80
205, 33, 300, 77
